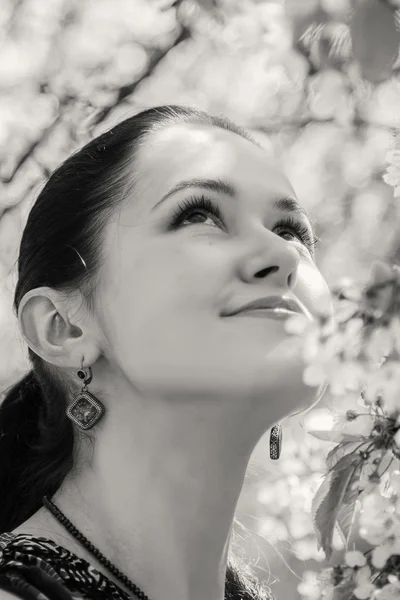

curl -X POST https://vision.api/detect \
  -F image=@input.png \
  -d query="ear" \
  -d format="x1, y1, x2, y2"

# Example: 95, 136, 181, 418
17, 287, 99, 369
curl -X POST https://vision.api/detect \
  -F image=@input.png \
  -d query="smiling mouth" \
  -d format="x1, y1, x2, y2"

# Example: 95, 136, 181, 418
231, 307, 299, 320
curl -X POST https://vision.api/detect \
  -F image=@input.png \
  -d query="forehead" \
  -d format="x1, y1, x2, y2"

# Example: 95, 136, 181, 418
133, 123, 294, 203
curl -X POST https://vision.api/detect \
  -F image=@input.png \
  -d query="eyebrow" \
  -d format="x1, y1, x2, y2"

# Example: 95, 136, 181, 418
152, 177, 315, 227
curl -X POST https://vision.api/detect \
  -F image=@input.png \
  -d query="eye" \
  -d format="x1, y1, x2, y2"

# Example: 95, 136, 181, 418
274, 216, 319, 253
169, 195, 223, 229
168, 196, 319, 254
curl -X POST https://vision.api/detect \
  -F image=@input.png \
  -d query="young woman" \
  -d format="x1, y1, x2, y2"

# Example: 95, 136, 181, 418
0, 105, 333, 600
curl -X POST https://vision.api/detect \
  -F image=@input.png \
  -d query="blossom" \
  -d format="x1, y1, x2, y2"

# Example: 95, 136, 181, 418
376, 581, 400, 600
359, 492, 396, 545
355, 564, 372, 586
353, 583, 376, 599
333, 412, 374, 437
383, 149, 400, 197
392, 317, 400, 355
363, 360, 400, 414
297, 570, 326, 600
372, 544, 393, 569
284, 312, 310, 335
365, 327, 394, 364
298, 259, 400, 597
345, 550, 367, 567
387, 471, 400, 496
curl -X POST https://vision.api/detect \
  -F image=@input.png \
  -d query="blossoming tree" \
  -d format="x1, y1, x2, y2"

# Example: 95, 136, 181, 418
1, 0, 400, 599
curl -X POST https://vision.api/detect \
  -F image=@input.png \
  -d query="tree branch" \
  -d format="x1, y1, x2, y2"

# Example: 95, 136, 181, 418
256, 114, 399, 134
1, 23, 190, 185
91, 24, 191, 128
0, 95, 75, 184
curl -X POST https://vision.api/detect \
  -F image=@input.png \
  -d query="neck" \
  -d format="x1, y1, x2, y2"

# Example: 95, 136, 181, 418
50, 390, 263, 600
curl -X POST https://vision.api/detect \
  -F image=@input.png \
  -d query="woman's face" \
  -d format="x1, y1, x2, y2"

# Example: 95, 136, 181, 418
97, 123, 333, 425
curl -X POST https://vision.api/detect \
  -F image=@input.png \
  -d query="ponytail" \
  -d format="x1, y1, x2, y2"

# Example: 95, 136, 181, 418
0, 367, 74, 533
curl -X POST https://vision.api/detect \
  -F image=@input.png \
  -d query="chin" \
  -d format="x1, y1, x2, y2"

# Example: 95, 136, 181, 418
242, 359, 320, 423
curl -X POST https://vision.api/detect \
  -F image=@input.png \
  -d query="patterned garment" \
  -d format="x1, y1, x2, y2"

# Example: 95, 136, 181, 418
0, 532, 133, 599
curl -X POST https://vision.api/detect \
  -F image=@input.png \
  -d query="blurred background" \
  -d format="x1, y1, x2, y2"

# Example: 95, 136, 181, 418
1, 0, 400, 598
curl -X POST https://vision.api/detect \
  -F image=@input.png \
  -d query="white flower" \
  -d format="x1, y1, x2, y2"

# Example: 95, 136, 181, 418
380, 470, 394, 499
388, 471, 400, 496
383, 167, 400, 187
336, 413, 374, 437
302, 330, 321, 363
353, 583, 376, 599
383, 149, 400, 192
342, 318, 364, 358
379, 363, 400, 414
365, 327, 394, 364
375, 581, 400, 600
371, 544, 393, 569
363, 361, 400, 415
297, 570, 323, 600
386, 149, 400, 163
284, 313, 310, 335
359, 492, 394, 545
393, 317, 400, 355
345, 550, 367, 568
355, 565, 372, 584
329, 361, 366, 396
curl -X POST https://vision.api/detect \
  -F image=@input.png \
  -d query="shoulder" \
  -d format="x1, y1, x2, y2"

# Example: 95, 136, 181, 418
0, 591, 23, 599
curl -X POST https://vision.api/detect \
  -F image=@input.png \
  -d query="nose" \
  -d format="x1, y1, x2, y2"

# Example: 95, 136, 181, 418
237, 229, 300, 290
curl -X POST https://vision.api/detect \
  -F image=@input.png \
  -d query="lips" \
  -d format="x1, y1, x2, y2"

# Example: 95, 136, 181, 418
221, 295, 306, 317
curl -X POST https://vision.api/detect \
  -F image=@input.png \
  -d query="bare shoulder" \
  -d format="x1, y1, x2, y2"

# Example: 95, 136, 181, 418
0, 591, 24, 599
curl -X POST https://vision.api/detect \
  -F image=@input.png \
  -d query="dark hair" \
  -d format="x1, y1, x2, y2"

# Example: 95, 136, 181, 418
0, 105, 273, 599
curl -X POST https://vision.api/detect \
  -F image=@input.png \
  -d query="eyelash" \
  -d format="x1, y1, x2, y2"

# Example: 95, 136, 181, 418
169, 195, 320, 252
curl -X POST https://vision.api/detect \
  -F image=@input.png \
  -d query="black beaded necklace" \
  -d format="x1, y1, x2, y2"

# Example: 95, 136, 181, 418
42, 495, 151, 600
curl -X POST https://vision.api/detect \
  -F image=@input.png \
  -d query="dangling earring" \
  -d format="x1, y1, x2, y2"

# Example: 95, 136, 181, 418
66, 357, 105, 430
270, 423, 282, 460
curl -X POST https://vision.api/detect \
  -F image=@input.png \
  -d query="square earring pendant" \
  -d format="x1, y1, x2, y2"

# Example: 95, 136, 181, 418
66, 391, 105, 430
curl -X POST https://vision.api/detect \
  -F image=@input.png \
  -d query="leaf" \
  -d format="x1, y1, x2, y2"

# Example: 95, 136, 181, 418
312, 453, 362, 559
336, 502, 358, 550
326, 440, 368, 470
350, 0, 400, 83
335, 464, 362, 550
311, 452, 357, 539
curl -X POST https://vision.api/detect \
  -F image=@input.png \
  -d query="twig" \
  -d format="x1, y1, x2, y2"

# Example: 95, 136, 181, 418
1, 24, 191, 185
0, 95, 75, 184
256, 114, 400, 134
91, 25, 191, 127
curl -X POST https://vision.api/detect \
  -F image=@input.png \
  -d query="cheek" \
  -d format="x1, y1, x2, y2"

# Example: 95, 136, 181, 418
296, 261, 333, 318
101, 242, 230, 394
107, 240, 225, 339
